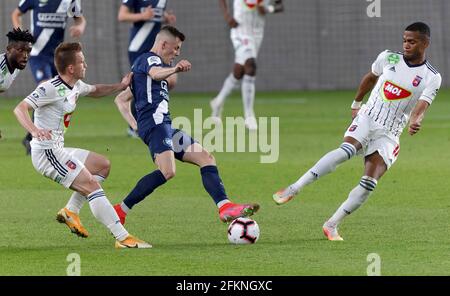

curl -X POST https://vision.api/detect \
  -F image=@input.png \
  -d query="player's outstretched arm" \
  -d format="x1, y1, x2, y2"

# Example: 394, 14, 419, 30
408, 100, 429, 136
13, 101, 52, 141
70, 15, 86, 38
351, 71, 379, 118
219, 0, 238, 28
118, 5, 154, 23
88, 73, 132, 97
149, 60, 191, 81
11, 8, 23, 29
164, 10, 176, 25
114, 87, 137, 131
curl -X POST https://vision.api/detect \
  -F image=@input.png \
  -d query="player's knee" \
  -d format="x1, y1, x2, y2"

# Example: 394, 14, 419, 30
233, 64, 244, 79
99, 157, 111, 178
203, 151, 216, 166
244, 60, 257, 76
161, 168, 176, 180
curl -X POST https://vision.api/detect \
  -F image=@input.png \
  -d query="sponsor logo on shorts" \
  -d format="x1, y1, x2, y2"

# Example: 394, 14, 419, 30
163, 138, 173, 149
381, 80, 412, 101
54, 176, 62, 183
348, 125, 358, 132
66, 160, 77, 170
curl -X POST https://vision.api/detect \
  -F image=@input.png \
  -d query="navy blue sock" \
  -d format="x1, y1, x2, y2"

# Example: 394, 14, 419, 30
200, 165, 228, 205
123, 170, 167, 209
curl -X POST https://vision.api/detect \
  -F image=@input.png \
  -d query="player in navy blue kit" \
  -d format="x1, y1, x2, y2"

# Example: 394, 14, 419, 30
118, 0, 176, 138
113, 26, 259, 226
11, 0, 86, 154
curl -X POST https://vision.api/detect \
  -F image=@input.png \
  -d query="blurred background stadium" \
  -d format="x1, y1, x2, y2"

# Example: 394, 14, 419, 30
0, 0, 449, 97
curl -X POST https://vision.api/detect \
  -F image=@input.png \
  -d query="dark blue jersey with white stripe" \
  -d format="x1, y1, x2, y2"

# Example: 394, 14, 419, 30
18, 0, 82, 58
131, 52, 171, 134
123, 0, 167, 59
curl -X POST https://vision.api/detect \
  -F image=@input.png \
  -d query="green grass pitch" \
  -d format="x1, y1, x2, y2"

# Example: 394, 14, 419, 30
1, 90, 450, 275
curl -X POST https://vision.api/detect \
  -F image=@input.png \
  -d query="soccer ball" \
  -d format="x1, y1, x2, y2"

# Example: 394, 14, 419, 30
227, 217, 260, 244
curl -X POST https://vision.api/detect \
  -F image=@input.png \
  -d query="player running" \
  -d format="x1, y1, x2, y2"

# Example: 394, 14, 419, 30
13, 42, 151, 248
113, 26, 259, 226
210, 0, 283, 130
273, 22, 441, 241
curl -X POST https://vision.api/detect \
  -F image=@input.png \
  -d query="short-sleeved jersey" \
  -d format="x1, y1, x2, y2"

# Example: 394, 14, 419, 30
0, 53, 20, 92
131, 52, 171, 134
123, 0, 167, 55
18, 0, 83, 58
360, 50, 442, 138
232, 0, 270, 37
24, 75, 94, 149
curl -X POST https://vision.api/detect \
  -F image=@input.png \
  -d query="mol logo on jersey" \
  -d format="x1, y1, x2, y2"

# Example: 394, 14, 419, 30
381, 80, 412, 101
244, 0, 263, 9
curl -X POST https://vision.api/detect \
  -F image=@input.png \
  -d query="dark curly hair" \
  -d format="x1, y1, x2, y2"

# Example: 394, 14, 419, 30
6, 28, 34, 44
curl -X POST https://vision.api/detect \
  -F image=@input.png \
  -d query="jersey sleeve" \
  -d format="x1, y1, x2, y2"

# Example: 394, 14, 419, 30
145, 55, 163, 73
24, 84, 57, 109
419, 73, 442, 105
122, 0, 135, 10
68, 0, 83, 17
76, 80, 96, 97
371, 50, 390, 76
18, 0, 35, 13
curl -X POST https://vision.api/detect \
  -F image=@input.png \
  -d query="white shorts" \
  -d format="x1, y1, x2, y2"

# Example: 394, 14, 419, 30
31, 147, 90, 188
230, 29, 263, 65
344, 113, 400, 169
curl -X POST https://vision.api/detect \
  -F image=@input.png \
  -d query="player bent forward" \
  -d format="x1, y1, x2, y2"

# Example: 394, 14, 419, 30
113, 26, 259, 225
13, 42, 151, 248
273, 22, 441, 241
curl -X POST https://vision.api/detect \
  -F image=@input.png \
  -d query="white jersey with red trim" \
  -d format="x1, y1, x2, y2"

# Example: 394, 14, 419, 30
233, 0, 269, 37
360, 50, 441, 138
23, 76, 94, 150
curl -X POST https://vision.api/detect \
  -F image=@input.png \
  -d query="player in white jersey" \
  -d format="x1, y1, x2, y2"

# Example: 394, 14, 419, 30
273, 22, 441, 241
1, 28, 33, 139
210, 0, 283, 130
13, 42, 151, 248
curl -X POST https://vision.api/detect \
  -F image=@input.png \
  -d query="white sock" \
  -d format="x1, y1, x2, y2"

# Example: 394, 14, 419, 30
66, 175, 106, 214
120, 202, 130, 214
327, 176, 377, 226
291, 143, 357, 192
214, 73, 239, 109
217, 199, 231, 209
242, 75, 256, 118
87, 189, 128, 241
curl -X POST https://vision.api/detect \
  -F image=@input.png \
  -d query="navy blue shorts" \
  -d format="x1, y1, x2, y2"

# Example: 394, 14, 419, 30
143, 123, 196, 162
29, 56, 57, 83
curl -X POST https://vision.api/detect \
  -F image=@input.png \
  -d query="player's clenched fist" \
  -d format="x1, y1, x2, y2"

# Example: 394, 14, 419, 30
408, 122, 421, 135
175, 60, 191, 72
120, 72, 133, 89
